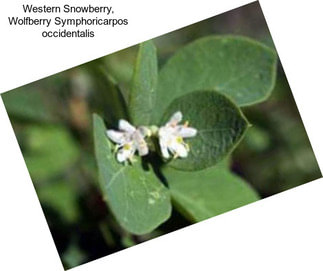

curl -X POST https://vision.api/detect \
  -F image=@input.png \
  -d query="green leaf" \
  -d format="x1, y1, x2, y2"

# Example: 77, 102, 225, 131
1, 87, 55, 122
104, 46, 137, 87
129, 41, 158, 125
93, 114, 171, 234
161, 90, 248, 171
164, 165, 260, 222
153, 35, 277, 122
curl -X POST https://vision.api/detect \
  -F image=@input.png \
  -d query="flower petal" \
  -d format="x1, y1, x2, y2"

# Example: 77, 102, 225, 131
132, 130, 149, 156
178, 127, 197, 138
158, 126, 174, 141
170, 141, 188, 158
168, 111, 182, 125
138, 143, 149, 156
119, 119, 136, 133
117, 144, 135, 162
107, 130, 126, 144
175, 143, 188, 158
116, 149, 128, 162
161, 145, 170, 159
159, 137, 170, 159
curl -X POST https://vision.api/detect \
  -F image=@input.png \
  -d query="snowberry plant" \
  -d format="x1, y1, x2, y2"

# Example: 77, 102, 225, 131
93, 36, 277, 234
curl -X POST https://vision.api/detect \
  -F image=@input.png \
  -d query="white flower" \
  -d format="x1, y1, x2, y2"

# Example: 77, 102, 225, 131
107, 119, 149, 163
158, 111, 197, 159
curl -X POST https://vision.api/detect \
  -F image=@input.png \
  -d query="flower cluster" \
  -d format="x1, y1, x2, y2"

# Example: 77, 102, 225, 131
107, 111, 197, 163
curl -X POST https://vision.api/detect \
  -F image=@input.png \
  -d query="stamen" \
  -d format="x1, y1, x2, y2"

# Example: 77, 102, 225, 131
124, 143, 131, 150
176, 136, 183, 143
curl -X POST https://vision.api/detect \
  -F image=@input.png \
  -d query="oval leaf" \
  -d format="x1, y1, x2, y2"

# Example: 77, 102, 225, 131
164, 165, 259, 222
153, 35, 277, 122
129, 41, 158, 125
93, 114, 171, 235
160, 90, 248, 171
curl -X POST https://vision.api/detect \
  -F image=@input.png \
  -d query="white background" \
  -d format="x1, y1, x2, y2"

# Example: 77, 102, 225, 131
1, 0, 323, 270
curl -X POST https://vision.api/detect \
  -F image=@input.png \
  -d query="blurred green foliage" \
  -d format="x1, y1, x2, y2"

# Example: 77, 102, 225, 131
24, 125, 80, 180
1, 2, 321, 269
